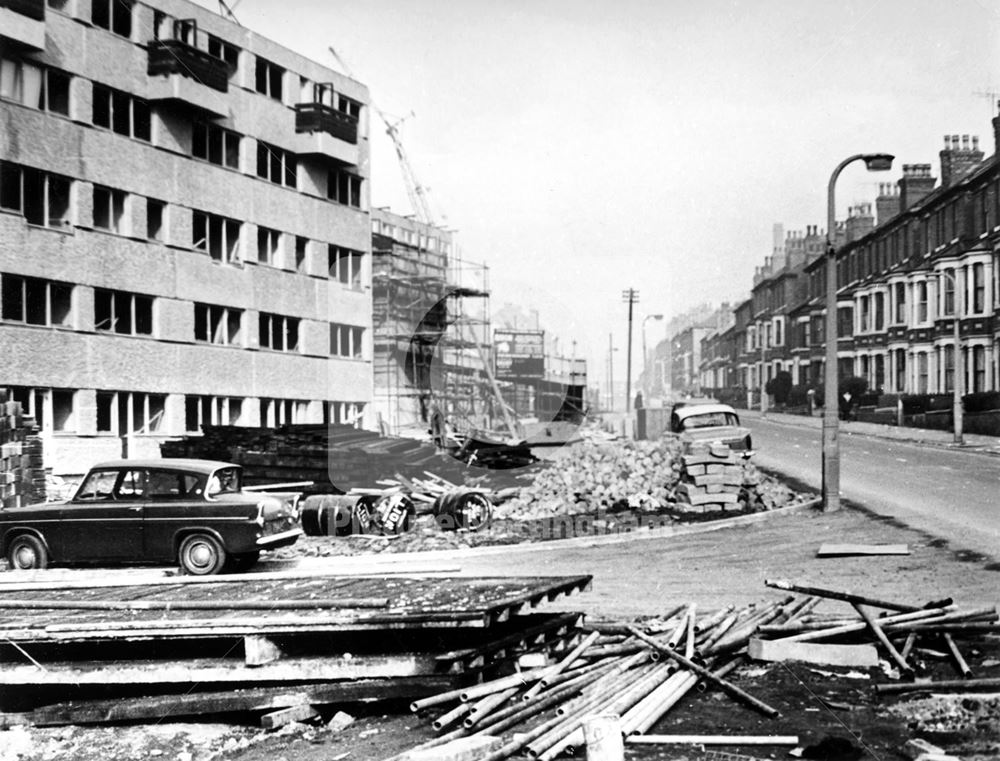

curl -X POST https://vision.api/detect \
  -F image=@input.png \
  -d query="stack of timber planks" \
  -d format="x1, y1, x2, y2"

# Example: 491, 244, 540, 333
160, 424, 537, 495
0, 571, 591, 728
0, 389, 46, 508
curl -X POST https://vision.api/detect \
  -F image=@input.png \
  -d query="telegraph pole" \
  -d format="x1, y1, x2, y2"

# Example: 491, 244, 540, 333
622, 289, 639, 411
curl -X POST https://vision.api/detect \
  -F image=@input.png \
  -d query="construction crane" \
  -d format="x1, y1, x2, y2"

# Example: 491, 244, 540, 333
328, 46, 436, 226
972, 89, 1000, 119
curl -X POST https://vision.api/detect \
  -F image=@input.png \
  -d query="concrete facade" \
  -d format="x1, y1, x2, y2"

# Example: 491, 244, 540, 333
1, 0, 372, 474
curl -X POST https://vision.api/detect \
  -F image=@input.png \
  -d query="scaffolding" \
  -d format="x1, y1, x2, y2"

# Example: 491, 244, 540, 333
372, 210, 495, 439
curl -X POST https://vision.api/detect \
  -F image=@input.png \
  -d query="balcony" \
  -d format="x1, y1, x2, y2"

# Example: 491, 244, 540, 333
292, 104, 359, 165
295, 103, 358, 144
0, 0, 45, 50
147, 39, 230, 117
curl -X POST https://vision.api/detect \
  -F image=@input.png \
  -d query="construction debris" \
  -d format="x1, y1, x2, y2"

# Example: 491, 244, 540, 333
499, 437, 793, 520
0, 573, 591, 726
816, 543, 910, 557
627, 733, 800, 746
160, 424, 533, 496
395, 599, 794, 761
299, 474, 496, 536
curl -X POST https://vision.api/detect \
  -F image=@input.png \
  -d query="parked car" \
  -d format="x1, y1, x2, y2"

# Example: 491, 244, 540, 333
0, 459, 302, 575
670, 403, 753, 451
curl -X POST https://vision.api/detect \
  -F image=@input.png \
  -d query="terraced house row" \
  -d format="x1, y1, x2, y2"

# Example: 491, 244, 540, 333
1, 0, 372, 474
696, 106, 1000, 406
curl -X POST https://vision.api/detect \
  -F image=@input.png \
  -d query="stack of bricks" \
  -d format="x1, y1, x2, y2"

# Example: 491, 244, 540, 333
674, 442, 748, 513
0, 389, 46, 508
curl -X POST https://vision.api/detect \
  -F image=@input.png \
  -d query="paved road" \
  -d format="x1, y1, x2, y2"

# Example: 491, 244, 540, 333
747, 415, 1000, 560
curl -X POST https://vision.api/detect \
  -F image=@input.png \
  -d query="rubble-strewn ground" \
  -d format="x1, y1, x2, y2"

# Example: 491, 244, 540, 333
272, 438, 801, 558
3, 499, 998, 761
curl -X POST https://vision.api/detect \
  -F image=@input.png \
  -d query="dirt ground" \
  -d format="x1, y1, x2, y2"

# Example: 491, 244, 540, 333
2, 498, 999, 761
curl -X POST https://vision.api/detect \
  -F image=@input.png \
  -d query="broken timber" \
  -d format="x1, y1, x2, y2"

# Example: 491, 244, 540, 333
747, 637, 879, 667
18, 679, 457, 727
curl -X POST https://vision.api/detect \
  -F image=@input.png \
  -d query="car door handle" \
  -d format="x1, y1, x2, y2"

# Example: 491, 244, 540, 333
130, 506, 142, 512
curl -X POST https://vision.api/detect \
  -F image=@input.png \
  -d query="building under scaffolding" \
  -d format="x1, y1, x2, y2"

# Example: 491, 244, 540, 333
371, 209, 497, 439
494, 329, 588, 428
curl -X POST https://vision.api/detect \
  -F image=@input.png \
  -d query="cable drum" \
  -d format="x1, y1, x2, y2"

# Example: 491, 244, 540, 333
370, 493, 415, 535
433, 489, 493, 532
300, 495, 365, 536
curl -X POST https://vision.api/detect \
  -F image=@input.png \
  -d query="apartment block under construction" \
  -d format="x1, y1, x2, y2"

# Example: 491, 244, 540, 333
371, 208, 497, 438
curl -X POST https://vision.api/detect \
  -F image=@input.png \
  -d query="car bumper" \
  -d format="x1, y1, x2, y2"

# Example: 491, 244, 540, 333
256, 527, 303, 548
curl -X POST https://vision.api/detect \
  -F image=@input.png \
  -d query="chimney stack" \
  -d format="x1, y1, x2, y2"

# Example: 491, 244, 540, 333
898, 164, 936, 210
844, 202, 874, 243
875, 182, 900, 227
939, 133, 984, 187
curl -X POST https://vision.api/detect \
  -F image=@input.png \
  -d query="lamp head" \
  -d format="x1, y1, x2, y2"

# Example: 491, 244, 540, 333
862, 154, 894, 172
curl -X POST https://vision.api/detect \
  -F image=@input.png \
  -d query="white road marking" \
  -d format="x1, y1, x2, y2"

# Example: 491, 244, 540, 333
895, 458, 907, 463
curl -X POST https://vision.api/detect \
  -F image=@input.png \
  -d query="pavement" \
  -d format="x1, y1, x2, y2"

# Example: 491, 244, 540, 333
740, 407, 1000, 455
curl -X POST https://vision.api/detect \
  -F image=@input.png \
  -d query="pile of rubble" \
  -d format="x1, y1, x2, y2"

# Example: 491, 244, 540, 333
498, 438, 794, 520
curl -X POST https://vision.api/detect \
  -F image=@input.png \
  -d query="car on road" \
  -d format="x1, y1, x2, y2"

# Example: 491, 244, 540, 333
670, 402, 753, 451
0, 459, 302, 575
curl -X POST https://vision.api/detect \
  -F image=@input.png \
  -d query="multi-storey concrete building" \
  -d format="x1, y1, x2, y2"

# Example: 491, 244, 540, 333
1, 0, 372, 474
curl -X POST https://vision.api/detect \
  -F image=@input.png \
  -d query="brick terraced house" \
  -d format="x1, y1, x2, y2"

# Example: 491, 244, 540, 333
699, 109, 1000, 408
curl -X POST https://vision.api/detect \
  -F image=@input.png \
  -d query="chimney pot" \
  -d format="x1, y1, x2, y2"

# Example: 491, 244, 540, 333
973, 135, 980, 150
944, 135, 951, 149
962, 134, 970, 150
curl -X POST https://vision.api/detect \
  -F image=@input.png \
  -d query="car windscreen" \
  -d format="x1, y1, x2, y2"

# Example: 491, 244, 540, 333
74, 470, 119, 501
681, 412, 739, 429
206, 466, 241, 497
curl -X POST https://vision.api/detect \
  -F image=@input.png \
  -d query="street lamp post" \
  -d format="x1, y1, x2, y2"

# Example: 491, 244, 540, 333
823, 153, 894, 513
934, 270, 964, 445
642, 314, 664, 398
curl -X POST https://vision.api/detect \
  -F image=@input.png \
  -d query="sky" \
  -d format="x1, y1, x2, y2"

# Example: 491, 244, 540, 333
197, 0, 1000, 386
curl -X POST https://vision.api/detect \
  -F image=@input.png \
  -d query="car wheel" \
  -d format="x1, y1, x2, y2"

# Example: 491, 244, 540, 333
7, 534, 49, 571
226, 551, 260, 572
178, 533, 227, 575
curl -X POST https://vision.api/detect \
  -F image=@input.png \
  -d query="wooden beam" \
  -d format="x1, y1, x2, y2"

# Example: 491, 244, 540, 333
0, 597, 390, 611
628, 734, 800, 746
260, 704, 319, 729
0, 654, 443, 686
816, 544, 909, 557
0, 565, 463, 592
747, 637, 879, 667
26, 678, 457, 726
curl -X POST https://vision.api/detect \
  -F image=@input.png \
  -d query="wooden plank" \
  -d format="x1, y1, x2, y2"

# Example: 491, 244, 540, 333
26, 678, 456, 726
404, 735, 503, 761
261, 704, 319, 729
0, 565, 463, 592
0, 654, 445, 686
817, 544, 909, 557
747, 637, 879, 667
628, 734, 799, 746
0, 597, 390, 611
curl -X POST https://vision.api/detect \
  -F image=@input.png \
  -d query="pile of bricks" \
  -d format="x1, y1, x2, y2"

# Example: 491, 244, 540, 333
0, 389, 46, 508
673, 443, 752, 513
